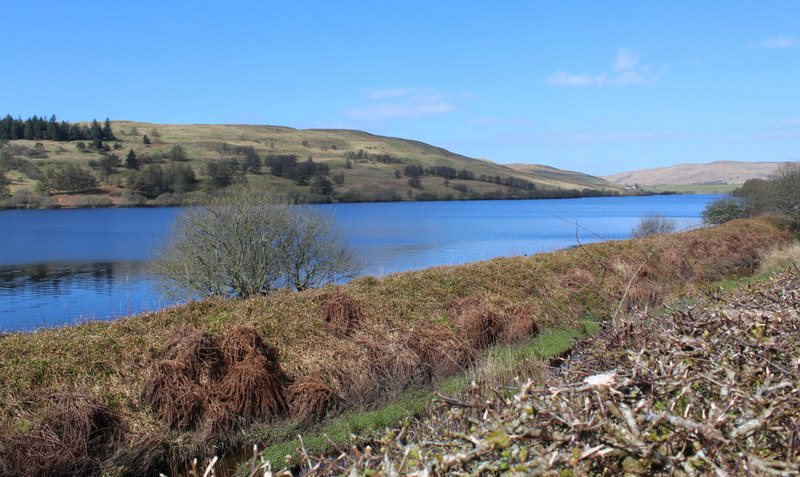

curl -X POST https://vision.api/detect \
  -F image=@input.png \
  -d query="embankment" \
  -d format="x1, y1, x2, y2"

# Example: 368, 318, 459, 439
0, 217, 790, 475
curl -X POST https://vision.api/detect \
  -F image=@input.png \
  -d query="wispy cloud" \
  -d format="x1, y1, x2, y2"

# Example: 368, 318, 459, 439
547, 70, 650, 88
751, 35, 799, 49
613, 48, 639, 71
363, 87, 421, 100
344, 88, 462, 121
547, 71, 607, 88
608, 71, 650, 86
547, 48, 653, 88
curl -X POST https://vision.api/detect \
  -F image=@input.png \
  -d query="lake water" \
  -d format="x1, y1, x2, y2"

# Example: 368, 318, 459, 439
0, 194, 721, 331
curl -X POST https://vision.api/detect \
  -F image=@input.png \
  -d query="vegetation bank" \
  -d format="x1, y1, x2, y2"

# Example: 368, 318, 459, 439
0, 217, 790, 474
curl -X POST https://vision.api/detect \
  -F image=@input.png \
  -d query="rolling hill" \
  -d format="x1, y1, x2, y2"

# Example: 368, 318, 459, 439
1, 121, 623, 207
602, 160, 786, 187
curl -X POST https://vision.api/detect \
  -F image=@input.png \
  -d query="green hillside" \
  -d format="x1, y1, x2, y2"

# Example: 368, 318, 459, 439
0, 120, 623, 207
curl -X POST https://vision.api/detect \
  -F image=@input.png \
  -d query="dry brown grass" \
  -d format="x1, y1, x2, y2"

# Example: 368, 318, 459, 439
140, 325, 220, 431
355, 326, 424, 393
317, 292, 362, 338
0, 217, 792, 475
759, 240, 800, 273
498, 304, 541, 344
287, 375, 339, 425
408, 325, 477, 379
449, 297, 501, 349
3, 388, 117, 476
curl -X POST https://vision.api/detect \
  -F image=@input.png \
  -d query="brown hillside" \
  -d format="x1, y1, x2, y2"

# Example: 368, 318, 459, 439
603, 160, 786, 186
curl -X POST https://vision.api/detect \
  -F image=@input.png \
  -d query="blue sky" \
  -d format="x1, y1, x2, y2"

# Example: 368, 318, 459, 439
1, 1, 798, 176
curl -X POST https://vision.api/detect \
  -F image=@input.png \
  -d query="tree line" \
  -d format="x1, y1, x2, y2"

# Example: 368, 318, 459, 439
0, 115, 115, 142
702, 163, 800, 225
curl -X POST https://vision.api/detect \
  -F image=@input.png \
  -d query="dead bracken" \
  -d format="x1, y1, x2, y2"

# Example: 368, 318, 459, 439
0, 217, 792, 475
295, 267, 800, 475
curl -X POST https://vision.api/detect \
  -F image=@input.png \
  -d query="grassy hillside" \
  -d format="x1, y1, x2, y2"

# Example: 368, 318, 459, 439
505, 162, 615, 189
0, 121, 622, 208
0, 217, 789, 474
602, 160, 785, 188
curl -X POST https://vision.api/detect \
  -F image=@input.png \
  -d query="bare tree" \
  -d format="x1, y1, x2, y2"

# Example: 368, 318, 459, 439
631, 214, 676, 238
772, 162, 800, 223
149, 186, 360, 299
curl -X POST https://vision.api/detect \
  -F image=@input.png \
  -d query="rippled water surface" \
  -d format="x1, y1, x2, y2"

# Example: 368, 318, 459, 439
0, 194, 721, 331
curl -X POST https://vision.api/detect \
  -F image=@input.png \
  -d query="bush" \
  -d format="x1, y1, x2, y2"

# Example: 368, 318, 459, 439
631, 214, 676, 238
149, 185, 360, 299
48, 164, 98, 194
702, 198, 751, 225
772, 162, 800, 223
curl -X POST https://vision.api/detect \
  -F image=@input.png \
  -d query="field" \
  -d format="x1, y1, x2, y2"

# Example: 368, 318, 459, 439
640, 184, 740, 194
0, 217, 791, 474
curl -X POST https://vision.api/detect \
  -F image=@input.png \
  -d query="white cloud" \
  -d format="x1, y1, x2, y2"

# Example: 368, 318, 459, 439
344, 88, 470, 121
547, 70, 650, 88
608, 71, 650, 86
752, 35, 799, 49
363, 87, 421, 100
613, 48, 639, 71
344, 93, 456, 121
547, 71, 607, 88
547, 49, 653, 88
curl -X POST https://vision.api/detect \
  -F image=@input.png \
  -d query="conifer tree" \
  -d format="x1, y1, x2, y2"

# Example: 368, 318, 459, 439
102, 118, 114, 140
125, 149, 139, 169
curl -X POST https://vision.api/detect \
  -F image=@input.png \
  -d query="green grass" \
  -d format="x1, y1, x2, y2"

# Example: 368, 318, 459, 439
641, 184, 739, 194
252, 325, 590, 469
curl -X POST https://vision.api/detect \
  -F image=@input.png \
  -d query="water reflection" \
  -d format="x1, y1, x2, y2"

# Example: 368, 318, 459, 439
0, 261, 167, 332
0, 195, 722, 331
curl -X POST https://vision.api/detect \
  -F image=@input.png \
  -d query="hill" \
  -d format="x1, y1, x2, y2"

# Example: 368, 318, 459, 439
602, 160, 785, 187
505, 162, 615, 189
0, 120, 622, 207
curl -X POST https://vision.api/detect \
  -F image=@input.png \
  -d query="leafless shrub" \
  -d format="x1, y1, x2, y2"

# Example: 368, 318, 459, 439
631, 213, 676, 238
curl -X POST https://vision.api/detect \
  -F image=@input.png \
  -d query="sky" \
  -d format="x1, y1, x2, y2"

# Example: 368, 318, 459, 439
1, 1, 798, 176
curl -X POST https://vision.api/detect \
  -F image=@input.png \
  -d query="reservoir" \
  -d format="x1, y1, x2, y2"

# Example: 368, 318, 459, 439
0, 194, 721, 331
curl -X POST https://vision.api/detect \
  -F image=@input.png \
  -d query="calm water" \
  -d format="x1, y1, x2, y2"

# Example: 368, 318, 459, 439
0, 194, 721, 331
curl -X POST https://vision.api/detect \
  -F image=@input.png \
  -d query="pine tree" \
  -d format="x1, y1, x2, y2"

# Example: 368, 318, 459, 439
102, 118, 114, 140
90, 119, 103, 140
125, 149, 139, 169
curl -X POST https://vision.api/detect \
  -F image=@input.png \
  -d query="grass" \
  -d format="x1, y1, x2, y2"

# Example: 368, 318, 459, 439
1, 121, 624, 209
641, 184, 739, 194
249, 324, 587, 470
0, 217, 793, 474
